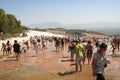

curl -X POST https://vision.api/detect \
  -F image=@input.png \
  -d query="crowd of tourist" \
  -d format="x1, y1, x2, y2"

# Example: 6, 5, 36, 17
1, 35, 119, 80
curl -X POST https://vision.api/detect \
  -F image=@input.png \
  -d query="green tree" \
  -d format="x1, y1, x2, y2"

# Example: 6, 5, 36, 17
0, 9, 8, 33
0, 8, 28, 39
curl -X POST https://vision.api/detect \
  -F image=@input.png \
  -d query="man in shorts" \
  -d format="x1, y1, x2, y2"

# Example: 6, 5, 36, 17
13, 40, 21, 61
75, 40, 84, 72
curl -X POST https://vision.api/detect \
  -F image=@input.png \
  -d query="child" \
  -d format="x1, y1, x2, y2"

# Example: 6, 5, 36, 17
1, 43, 7, 56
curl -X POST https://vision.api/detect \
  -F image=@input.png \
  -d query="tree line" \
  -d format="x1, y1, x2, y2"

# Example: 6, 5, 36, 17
0, 8, 27, 39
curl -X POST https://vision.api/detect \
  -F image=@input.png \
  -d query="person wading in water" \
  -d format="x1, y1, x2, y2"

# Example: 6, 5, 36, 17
92, 43, 110, 80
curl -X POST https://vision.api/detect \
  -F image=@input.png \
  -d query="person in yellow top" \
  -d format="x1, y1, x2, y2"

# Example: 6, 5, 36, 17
75, 40, 84, 72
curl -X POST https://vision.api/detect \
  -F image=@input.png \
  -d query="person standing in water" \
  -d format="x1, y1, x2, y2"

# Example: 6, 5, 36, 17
86, 41, 93, 65
1, 43, 7, 56
92, 43, 110, 80
68, 41, 76, 61
13, 40, 21, 61
34, 41, 39, 55
75, 40, 84, 72
82, 40, 87, 64
6, 40, 12, 55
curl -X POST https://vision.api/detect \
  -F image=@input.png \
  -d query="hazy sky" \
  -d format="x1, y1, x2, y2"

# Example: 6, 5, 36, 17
0, 0, 120, 25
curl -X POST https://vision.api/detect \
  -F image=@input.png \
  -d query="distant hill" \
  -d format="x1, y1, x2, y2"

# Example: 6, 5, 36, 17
27, 22, 120, 35
70, 22, 120, 35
